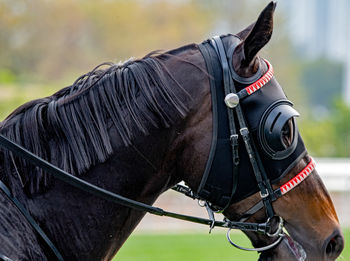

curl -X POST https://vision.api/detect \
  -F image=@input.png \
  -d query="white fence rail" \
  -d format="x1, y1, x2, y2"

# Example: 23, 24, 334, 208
316, 158, 350, 191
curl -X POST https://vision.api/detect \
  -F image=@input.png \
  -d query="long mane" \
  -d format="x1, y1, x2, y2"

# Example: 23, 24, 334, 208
0, 53, 189, 193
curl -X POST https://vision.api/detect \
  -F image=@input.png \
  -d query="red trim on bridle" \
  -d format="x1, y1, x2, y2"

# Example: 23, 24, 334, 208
279, 157, 316, 195
245, 59, 274, 95
240, 59, 315, 197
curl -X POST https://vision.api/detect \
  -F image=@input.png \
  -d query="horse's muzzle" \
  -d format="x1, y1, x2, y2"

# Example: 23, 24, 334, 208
258, 228, 345, 261
323, 229, 344, 260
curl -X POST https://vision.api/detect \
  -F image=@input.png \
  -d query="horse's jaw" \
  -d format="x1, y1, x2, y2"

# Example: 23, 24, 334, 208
281, 235, 307, 261
257, 234, 307, 261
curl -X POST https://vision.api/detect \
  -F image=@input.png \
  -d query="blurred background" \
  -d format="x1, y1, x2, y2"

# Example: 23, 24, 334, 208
1, 0, 350, 260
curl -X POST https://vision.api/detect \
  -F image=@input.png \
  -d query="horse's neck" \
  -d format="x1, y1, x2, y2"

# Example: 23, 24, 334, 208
22, 126, 178, 260
0, 190, 48, 261
21, 47, 207, 260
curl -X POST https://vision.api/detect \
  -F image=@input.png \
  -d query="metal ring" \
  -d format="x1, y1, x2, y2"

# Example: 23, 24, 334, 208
198, 200, 206, 207
0, 253, 14, 261
266, 216, 284, 238
226, 229, 284, 252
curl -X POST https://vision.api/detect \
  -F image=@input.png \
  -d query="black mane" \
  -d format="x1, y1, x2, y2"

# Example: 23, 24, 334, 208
0, 53, 189, 193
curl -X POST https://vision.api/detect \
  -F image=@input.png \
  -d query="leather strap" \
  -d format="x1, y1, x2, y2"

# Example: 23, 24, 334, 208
210, 36, 276, 218
197, 36, 241, 210
0, 181, 64, 261
0, 133, 275, 258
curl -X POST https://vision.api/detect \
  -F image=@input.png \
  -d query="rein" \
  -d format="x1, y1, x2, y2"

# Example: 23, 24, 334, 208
0, 134, 315, 260
0, 134, 284, 260
0, 36, 315, 260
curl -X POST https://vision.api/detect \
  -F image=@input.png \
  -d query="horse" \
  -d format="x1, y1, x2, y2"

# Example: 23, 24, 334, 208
0, 2, 344, 260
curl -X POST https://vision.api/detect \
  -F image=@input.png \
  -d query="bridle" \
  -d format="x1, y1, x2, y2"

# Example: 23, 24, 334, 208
0, 36, 315, 261
176, 35, 315, 251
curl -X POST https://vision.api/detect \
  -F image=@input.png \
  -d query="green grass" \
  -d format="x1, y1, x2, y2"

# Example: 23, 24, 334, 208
115, 229, 350, 260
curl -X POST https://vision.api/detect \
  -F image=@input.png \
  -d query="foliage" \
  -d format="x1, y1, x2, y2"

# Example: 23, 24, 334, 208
0, 0, 212, 81
332, 101, 350, 156
300, 58, 344, 113
1, 0, 349, 157
300, 100, 350, 157
0, 69, 17, 84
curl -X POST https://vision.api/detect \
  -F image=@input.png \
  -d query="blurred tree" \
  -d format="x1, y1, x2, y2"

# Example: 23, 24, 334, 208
0, 0, 212, 81
300, 100, 350, 157
331, 101, 350, 156
2, 0, 342, 158
300, 58, 343, 115
0, 69, 16, 84
299, 118, 337, 157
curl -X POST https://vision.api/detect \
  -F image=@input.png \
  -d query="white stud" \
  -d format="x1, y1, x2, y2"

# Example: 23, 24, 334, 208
224, 93, 239, 108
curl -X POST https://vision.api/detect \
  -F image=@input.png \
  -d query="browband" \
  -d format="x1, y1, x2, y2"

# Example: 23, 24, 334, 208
279, 157, 315, 195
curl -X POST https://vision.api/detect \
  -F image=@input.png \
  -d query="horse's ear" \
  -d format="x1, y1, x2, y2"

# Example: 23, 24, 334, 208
239, 1, 276, 66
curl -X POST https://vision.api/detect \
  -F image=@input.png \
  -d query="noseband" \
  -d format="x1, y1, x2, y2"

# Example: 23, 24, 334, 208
0, 36, 315, 260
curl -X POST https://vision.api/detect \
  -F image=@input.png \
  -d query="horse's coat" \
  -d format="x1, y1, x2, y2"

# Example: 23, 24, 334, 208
0, 2, 344, 261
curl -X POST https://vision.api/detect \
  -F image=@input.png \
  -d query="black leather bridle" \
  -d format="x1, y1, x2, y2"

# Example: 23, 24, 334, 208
0, 36, 315, 260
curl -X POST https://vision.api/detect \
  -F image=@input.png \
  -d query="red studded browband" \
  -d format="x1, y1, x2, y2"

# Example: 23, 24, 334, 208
279, 157, 316, 195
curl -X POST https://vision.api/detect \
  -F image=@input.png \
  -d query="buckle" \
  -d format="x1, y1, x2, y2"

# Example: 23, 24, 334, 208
198, 201, 216, 233
230, 134, 239, 165
230, 134, 239, 145
204, 202, 216, 233
259, 189, 269, 199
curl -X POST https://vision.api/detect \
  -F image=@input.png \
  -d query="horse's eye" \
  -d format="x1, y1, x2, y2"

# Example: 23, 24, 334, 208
281, 118, 294, 147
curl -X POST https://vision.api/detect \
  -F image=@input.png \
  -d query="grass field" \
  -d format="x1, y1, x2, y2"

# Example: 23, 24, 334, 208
115, 229, 350, 260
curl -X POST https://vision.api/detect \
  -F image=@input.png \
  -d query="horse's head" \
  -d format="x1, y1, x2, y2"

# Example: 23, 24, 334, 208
181, 2, 344, 260
227, 158, 343, 261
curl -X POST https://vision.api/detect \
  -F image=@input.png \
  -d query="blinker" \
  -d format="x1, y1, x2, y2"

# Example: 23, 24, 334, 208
259, 100, 299, 160
198, 34, 307, 208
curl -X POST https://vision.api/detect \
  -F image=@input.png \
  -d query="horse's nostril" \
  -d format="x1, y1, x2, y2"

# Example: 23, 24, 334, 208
325, 231, 344, 259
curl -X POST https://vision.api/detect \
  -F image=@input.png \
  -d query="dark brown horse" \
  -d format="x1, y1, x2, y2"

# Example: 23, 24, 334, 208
0, 2, 344, 261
